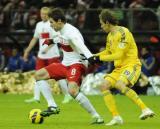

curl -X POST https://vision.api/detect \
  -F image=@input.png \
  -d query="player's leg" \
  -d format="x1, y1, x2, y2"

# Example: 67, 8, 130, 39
68, 81, 104, 124
58, 79, 73, 104
39, 63, 68, 117
25, 58, 44, 103
114, 65, 155, 120
25, 81, 40, 103
115, 80, 155, 120
37, 80, 57, 107
99, 76, 123, 126
35, 67, 60, 117
67, 64, 104, 124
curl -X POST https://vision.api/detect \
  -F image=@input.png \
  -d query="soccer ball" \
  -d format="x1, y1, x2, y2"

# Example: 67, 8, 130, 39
29, 109, 44, 124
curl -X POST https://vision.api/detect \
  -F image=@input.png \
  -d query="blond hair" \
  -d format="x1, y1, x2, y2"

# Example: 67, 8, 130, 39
99, 9, 118, 25
40, 7, 51, 14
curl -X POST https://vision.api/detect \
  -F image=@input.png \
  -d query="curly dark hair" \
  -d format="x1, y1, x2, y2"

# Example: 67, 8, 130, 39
49, 8, 66, 23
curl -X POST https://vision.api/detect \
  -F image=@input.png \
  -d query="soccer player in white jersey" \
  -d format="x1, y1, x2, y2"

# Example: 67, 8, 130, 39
34, 8, 104, 124
23, 7, 72, 105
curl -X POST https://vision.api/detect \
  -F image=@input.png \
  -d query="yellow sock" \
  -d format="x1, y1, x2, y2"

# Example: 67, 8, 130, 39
102, 90, 119, 117
123, 87, 147, 110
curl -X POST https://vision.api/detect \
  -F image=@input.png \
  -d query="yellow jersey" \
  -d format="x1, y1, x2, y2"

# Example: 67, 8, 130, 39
99, 26, 141, 68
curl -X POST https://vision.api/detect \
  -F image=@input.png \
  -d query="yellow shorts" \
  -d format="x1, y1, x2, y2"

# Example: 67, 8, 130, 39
104, 64, 141, 87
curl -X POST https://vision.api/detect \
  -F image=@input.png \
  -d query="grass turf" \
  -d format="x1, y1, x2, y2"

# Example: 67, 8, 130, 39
0, 94, 159, 129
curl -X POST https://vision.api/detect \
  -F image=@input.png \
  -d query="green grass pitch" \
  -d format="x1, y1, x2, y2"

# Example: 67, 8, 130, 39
0, 94, 159, 129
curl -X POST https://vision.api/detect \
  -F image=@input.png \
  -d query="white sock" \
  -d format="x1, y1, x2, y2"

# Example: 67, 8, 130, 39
75, 92, 100, 118
33, 82, 40, 101
37, 80, 57, 107
58, 79, 70, 96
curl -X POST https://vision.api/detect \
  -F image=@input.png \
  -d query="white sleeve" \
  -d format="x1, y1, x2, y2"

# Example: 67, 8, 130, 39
33, 24, 39, 38
70, 35, 93, 58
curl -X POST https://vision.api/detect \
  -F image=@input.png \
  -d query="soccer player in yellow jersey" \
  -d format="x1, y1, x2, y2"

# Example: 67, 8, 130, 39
88, 9, 155, 126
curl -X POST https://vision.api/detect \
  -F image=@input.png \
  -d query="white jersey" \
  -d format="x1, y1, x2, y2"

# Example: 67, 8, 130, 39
34, 20, 60, 59
52, 23, 92, 66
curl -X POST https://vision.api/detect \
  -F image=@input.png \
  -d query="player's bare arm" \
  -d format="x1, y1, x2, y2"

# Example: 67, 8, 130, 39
23, 37, 38, 61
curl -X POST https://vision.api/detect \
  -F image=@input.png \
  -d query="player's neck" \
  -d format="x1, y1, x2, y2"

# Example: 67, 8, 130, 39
110, 25, 117, 32
60, 23, 65, 31
42, 20, 48, 23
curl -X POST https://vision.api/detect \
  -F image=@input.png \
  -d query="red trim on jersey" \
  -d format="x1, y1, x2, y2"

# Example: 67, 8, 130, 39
43, 39, 53, 45
41, 33, 49, 39
60, 44, 73, 52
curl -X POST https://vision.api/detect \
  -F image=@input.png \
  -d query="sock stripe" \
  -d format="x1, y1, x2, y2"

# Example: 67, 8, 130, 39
128, 65, 137, 81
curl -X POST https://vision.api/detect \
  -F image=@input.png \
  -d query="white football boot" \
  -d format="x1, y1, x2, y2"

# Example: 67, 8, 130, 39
62, 94, 73, 104
91, 116, 104, 124
139, 108, 155, 120
106, 116, 123, 126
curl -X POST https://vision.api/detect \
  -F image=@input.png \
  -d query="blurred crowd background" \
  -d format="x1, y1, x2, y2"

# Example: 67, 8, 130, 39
0, 0, 160, 95
0, 0, 160, 31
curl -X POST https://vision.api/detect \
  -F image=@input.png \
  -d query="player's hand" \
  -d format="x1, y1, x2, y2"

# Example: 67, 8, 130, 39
88, 56, 102, 65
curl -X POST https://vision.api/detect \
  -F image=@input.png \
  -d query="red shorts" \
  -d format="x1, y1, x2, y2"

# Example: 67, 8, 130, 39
36, 57, 60, 70
45, 63, 86, 86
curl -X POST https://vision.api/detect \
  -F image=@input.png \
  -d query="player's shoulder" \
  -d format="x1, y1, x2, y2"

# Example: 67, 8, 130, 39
36, 21, 50, 26
118, 26, 130, 34
35, 21, 43, 28
36, 21, 43, 25
63, 23, 80, 36
65, 23, 78, 32
109, 27, 120, 38
111, 26, 130, 37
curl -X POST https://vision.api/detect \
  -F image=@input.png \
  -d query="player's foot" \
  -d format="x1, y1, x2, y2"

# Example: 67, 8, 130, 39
105, 116, 123, 126
40, 106, 60, 117
139, 108, 155, 120
91, 116, 104, 124
62, 94, 73, 104
24, 98, 40, 103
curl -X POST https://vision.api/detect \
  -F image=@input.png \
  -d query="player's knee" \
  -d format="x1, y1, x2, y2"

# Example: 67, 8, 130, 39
100, 80, 111, 92
34, 69, 47, 81
34, 71, 40, 81
115, 81, 127, 93
68, 82, 79, 97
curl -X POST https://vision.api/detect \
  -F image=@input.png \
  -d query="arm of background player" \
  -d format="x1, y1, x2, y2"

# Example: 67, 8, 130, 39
23, 37, 38, 61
